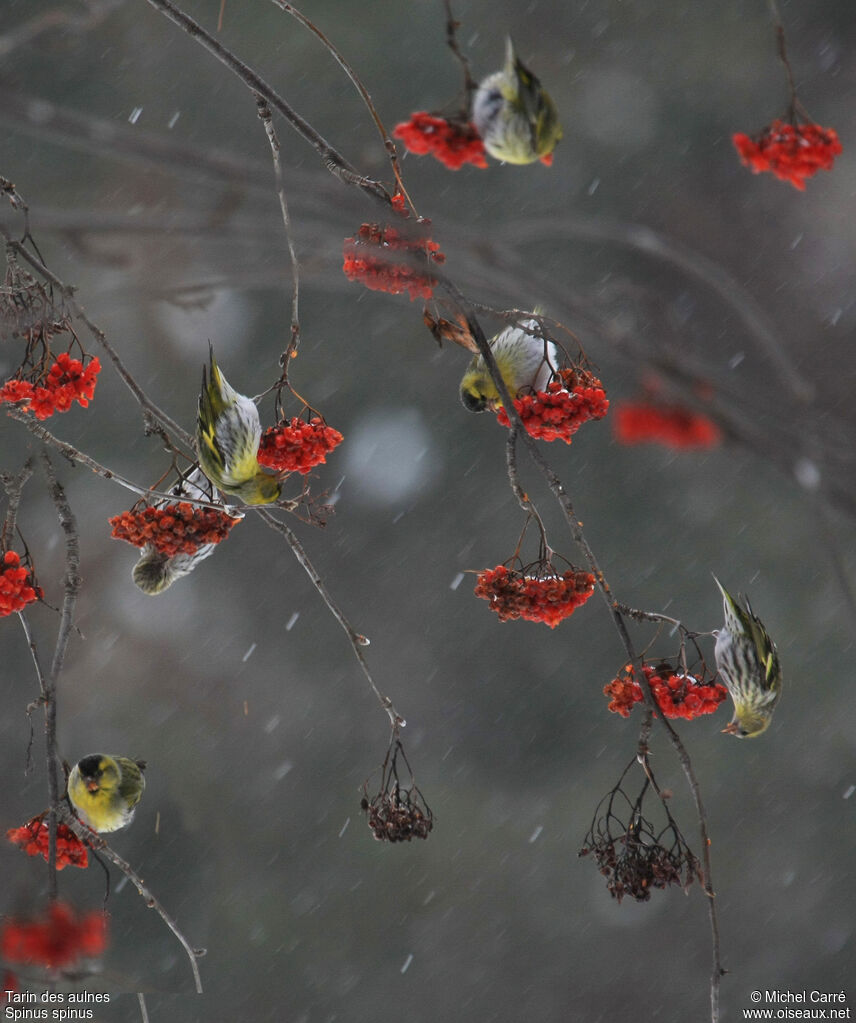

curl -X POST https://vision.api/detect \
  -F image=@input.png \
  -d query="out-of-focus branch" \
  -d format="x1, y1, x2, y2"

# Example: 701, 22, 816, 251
0, 0, 126, 59
496, 215, 813, 403
143, 0, 390, 205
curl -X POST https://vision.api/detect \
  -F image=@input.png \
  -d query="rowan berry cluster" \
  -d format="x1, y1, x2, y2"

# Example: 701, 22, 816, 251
257, 417, 344, 474
0, 902, 107, 970
496, 368, 609, 443
7, 816, 89, 870
733, 119, 842, 190
394, 112, 488, 170
0, 551, 42, 617
343, 195, 446, 301
109, 502, 241, 556
0, 353, 101, 420
613, 400, 721, 449
603, 663, 727, 720
474, 563, 595, 627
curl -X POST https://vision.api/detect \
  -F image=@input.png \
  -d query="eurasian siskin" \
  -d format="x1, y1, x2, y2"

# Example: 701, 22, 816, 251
713, 576, 783, 738
472, 38, 562, 165
132, 468, 226, 596
460, 318, 559, 413
67, 754, 147, 833
196, 347, 281, 506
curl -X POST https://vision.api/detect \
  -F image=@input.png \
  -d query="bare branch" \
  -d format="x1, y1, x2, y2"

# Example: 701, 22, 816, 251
38, 452, 81, 901
56, 803, 204, 994
267, 1, 414, 211
0, 230, 194, 450
1, 457, 34, 550
256, 509, 403, 730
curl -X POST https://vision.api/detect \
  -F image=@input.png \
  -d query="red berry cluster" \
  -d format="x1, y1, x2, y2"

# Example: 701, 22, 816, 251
393, 112, 488, 170
474, 564, 595, 627
0, 903, 107, 969
613, 400, 721, 449
496, 368, 609, 443
109, 502, 241, 556
733, 119, 842, 191
343, 195, 446, 301
7, 817, 89, 870
257, 417, 344, 474
604, 663, 727, 720
0, 354, 101, 420
0, 551, 42, 617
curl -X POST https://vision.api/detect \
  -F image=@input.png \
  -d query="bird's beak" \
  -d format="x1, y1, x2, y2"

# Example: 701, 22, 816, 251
86, 779, 100, 792
721, 722, 740, 736
485, 399, 499, 413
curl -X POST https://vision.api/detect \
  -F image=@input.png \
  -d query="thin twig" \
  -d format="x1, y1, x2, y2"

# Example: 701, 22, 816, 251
1, 457, 34, 549
0, 230, 194, 450
17, 608, 48, 699
143, 0, 390, 205
256, 97, 301, 366
256, 509, 403, 730
56, 803, 205, 994
39, 452, 81, 902
16, 609, 53, 778
767, 0, 799, 116
137, 992, 150, 1023
5, 408, 225, 508
442, 0, 478, 97
442, 282, 723, 1021
267, 1, 414, 211
504, 428, 551, 557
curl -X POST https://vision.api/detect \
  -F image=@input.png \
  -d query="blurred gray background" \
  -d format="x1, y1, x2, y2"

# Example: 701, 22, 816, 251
1, 0, 854, 1020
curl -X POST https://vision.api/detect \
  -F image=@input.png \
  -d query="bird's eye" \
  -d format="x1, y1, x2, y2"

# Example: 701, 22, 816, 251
461, 390, 487, 413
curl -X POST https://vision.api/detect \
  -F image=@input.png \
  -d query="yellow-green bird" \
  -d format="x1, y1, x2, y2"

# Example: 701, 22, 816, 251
196, 347, 281, 506
67, 754, 147, 833
713, 576, 783, 738
133, 468, 230, 596
133, 545, 217, 596
472, 38, 562, 165
460, 318, 559, 413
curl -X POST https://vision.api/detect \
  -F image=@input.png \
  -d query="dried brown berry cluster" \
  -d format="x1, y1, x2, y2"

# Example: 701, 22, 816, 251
362, 785, 434, 843
580, 827, 693, 903
362, 739, 434, 844
580, 766, 700, 903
